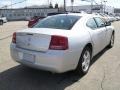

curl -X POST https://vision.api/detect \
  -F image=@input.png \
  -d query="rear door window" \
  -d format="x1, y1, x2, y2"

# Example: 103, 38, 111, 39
94, 17, 105, 28
86, 18, 97, 29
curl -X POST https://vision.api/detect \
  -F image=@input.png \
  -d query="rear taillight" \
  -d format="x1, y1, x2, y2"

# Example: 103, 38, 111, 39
49, 35, 68, 50
12, 32, 16, 43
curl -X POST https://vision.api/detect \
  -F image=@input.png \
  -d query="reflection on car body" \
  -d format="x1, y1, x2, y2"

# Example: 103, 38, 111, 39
10, 13, 115, 75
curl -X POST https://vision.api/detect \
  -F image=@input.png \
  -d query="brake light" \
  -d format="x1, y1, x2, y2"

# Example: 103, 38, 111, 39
12, 32, 16, 43
49, 35, 68, 50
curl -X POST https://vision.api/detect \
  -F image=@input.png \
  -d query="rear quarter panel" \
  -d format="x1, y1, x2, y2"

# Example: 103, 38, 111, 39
105, 26, 114, 45
67, 17, 93, 69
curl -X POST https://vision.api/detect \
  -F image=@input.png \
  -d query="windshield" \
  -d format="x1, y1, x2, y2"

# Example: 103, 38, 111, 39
33, 15, 80, 30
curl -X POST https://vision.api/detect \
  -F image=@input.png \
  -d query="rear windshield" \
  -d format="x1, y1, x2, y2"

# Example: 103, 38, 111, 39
33, 15, 81, 30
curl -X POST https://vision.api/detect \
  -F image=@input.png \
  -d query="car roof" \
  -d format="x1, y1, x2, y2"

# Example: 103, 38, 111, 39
63, 13, 102, 17
47, 13, 103, 20
51, 13, 94, 17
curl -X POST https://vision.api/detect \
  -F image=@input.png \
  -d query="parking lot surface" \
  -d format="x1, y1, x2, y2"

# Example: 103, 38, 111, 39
0, 21, 120, 90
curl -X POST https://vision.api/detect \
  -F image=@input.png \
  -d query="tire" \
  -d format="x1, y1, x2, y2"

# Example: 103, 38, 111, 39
108, 33, 114, 48
75, 46, 92, 75
0, 20, 3, 25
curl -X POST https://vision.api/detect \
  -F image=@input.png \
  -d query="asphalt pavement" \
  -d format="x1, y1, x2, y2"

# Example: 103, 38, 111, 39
0, 21, 120, 90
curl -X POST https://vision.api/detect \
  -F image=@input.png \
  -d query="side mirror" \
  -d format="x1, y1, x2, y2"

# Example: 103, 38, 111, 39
105, 21, 111, 26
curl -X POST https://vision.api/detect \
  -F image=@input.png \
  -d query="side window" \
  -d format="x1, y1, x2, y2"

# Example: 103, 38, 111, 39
94, 17, 105, 28
86, 18, 97, 29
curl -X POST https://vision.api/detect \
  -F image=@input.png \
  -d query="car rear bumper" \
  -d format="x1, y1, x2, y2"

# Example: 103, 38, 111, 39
10, 43, 80, 73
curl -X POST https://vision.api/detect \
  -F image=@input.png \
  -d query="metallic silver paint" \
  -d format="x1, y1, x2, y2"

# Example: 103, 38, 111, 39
10, 13, 114, 73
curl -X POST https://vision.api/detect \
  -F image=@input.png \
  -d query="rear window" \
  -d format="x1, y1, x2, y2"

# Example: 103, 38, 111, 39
33, 15, 81, 30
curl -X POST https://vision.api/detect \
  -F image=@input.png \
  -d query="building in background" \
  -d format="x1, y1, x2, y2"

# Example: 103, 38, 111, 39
114, 8, 120, 16
66, 5, 114, 15
0, 8, 58, 21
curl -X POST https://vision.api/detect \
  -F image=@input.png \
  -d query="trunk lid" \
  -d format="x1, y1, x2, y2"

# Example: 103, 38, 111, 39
16, 28, 69, 52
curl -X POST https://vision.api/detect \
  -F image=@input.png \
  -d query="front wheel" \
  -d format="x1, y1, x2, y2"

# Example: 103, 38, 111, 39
75, 47, 92, 75
0, 20, 3, 25
108, 33, 114, 48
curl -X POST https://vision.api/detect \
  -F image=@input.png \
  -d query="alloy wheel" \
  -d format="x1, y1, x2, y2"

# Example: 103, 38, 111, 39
82, 50, 91, 72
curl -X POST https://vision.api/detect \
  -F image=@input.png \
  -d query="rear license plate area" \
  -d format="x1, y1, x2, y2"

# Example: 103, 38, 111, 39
18, 52, 35, 63
23, 53, 35, 63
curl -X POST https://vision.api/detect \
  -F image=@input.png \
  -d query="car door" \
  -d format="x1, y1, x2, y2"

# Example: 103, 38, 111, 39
102, 19, 113, 45
94, 17, 107, 49
86, 17, 106, 55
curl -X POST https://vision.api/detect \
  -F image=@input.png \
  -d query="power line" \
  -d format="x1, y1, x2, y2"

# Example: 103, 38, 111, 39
0, 0, 27, 8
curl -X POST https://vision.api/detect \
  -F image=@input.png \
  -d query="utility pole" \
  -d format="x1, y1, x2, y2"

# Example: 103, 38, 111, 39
81, 0, 94, 13
11, 0, 12, 9
48, 0, 50, 5
100, 0, 103, 13
64, 0, 66, 12
101, 0, 105, 13
91, 0, 93, 13
25, 0, 27, 8
104, 0, 107, 14
71, 0, 74, 12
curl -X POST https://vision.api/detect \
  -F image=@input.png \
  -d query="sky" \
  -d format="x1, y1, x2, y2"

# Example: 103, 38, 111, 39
0, 0, 120, 8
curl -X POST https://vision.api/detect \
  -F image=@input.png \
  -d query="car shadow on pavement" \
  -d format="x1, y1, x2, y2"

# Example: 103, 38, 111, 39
0, 47, 110, 90
91, 47, 110, 65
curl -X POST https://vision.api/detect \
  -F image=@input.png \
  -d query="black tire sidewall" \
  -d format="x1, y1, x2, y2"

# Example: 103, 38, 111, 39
0, 21, 3, 25
108, 33, 114, 48
76, 47, 92, 75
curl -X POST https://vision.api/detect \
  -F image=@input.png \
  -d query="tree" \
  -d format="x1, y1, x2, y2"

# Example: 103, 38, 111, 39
55, 3, 58, 8
49, 2, 53, 8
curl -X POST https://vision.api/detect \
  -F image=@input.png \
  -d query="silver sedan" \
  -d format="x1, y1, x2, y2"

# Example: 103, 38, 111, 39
10, 13, 115, 75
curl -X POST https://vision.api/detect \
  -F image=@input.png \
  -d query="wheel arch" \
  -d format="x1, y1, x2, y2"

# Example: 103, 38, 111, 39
77, 42, 93, 66
75, 43, 93, 74
84, 43, 93, 56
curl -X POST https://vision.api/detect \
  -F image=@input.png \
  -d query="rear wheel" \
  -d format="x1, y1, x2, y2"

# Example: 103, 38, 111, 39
75, 47, 92, 75
108, 33, 114, 48
0, 20, 3, 25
